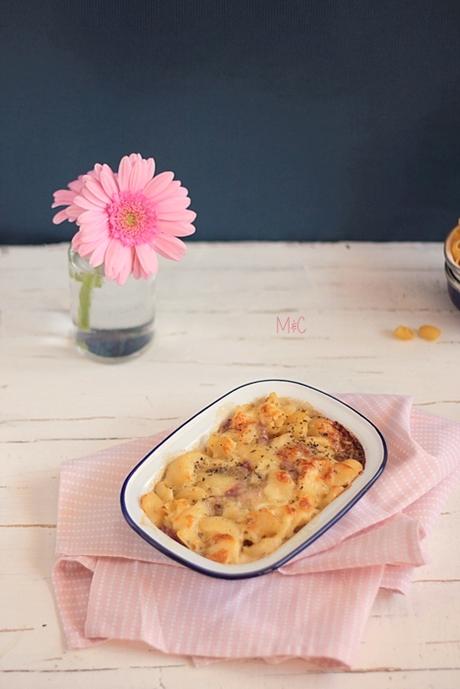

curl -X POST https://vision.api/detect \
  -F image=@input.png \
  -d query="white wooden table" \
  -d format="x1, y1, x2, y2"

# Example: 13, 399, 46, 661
1, 242, 459, 689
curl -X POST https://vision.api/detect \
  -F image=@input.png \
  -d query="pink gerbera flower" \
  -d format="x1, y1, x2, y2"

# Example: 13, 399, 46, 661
52, 154, 196, 284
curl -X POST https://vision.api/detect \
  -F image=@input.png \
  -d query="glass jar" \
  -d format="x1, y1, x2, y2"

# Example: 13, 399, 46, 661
68, 247, 155, 360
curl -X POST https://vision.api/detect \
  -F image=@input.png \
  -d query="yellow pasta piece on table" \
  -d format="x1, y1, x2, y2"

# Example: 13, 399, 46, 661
418, 324, 441, 341
393, 325, 414, 341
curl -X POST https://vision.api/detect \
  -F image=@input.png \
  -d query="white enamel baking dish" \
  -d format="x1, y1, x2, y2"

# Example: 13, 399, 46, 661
120, 379, 387, 579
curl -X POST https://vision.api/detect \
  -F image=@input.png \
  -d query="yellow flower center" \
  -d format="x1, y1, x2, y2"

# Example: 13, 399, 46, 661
122, 210, 139, 230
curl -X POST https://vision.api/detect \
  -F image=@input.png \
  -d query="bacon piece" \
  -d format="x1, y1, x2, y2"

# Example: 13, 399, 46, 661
219, 416, 232, 432
279, 459, 300, 481
225, 483, 242, 497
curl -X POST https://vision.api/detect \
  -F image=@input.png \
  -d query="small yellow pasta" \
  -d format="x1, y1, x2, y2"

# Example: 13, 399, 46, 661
263, 470, 296, 503
244, 509, 280, 542
175, 486, 207, 501
140, 491, 164, 525
331, 459, 363, 487
199, 515, 241, 535
164, 451, 207, 487
206, 535, 241, 563
298, 473, 329, 507
206, 432, 236, 458
304, 435, 335, 459
200, 473, 237, 496
241, 535, 283, 561
285, 410, 312, 440
154, 480, 173, 502
393, 325, 415, 341
258, 392, 286, 434
418, 324, 441, 341
321, 485, 345, 507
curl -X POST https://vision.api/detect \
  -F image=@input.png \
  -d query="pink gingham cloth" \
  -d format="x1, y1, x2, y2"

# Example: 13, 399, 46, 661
52, 394, 460, 667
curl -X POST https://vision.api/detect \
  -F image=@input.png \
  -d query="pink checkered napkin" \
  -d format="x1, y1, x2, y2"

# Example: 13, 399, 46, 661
52, 394, 460, 667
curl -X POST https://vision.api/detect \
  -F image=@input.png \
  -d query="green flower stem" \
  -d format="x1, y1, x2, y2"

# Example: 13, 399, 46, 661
77, 271, 102, 331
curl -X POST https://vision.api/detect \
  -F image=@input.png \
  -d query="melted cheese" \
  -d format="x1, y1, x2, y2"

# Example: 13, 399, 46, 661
140, 393, 365, 564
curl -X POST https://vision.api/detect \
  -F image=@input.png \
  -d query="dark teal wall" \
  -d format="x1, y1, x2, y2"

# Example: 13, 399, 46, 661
1, 0, 460, 243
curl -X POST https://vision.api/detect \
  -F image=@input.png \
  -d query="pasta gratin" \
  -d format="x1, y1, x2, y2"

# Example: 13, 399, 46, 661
140, 393, 365, 564
449, 225, 460, 265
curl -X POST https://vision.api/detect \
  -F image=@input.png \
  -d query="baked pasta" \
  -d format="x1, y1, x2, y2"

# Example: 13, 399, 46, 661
449, 224, 460, 265
140, 393, 365, 564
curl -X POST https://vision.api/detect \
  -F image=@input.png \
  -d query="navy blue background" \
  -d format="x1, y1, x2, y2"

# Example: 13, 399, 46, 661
1, 0, 460, 244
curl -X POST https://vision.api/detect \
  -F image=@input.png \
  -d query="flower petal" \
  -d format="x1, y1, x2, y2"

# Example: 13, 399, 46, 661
144, 157, 155, 180
52, 189, 75, 207
157, 208, 197, 223
156, 219, 196, 237
78, 222, 109, 242
129, 157, 146, 193
77, 210, 108, 225
77, 238, 106, 256
80, 185, 108, 208
84, 177, 111, 204
152, 234, 186, 261
71, 231, 84, 250
52, 209, 71, 224
143, 171, 174, 199
149, 180, 187, 205
73, 194, 102, 211
117, 155, 132, 191
118, 247, 133, 284
67, 203, 85, 221
155, 196, 191, 213
92, 163, 103, 180
68, 177, 84, 193
132, 253, 144, 279
104, 239, 132, 284
87, 238, 110, 268
99, 164, 118, 198
135, 243, 159, 275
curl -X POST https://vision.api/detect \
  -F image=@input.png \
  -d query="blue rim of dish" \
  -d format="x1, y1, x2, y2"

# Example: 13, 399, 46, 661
120, 379, 388, 580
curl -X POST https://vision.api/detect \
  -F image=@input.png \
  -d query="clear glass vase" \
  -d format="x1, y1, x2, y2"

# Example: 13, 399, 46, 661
68, 247, 155, 361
